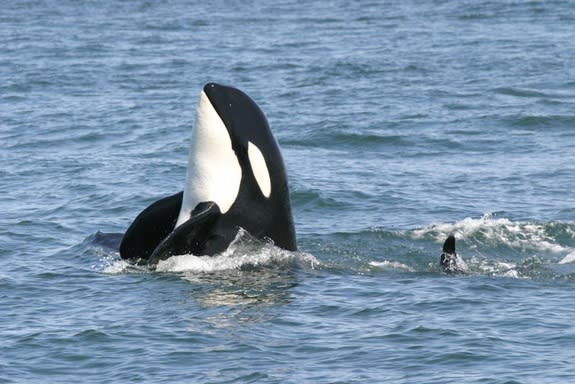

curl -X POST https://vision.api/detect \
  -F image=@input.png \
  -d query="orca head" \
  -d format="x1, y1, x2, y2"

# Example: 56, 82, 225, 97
203, 83, 282, 199
175, 83, 281, 228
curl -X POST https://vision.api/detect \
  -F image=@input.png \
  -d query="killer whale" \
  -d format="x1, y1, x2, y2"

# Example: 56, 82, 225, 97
440, 235, 465, 274
120, 83, 297, 265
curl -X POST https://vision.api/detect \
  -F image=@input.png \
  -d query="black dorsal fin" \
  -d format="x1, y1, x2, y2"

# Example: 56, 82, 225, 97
442, 235, 456, 254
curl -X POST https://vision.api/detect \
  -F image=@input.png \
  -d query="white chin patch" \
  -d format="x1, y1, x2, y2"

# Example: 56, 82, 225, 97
176, 91, 241, 227
248, 141, 271, 198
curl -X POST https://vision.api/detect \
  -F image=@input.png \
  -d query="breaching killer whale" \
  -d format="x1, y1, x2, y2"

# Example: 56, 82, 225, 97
120, 83, 297, 266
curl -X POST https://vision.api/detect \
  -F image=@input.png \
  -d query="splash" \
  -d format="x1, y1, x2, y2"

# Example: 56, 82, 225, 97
97, 254, 148, 275
466, 257, 520, 278
98, 228, 319, 274
405, 214, 575, 278
558, 252, 575, 265
411, 213, 575, 259
156, 229, 319, 273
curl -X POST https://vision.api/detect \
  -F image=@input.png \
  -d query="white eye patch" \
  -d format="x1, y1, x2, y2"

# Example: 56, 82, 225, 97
248, 141, 271, 198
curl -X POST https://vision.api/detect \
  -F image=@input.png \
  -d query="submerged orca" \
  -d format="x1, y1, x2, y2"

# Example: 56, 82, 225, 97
120, 83, 297, 266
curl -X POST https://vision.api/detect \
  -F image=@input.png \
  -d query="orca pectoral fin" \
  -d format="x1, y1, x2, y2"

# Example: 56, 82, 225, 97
147, 201, 221, 266
120, 191, 183, 261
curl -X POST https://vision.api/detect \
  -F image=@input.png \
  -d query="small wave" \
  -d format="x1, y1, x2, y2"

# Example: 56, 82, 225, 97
95, 252, 148, 274
467, 257, 520, 278
510, 115, 575, 129
282, 130, 409, 149
494, 87, 548, 98
369, 260, 414, 272
559, 251, 575, 265
369, 253, 521, 278
328, 215, 575, 279
410, 213, 574, 258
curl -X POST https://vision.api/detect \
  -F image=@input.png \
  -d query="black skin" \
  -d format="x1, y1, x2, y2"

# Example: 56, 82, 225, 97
202, 83, 296, 252
119, 83, 297, 265
440, 235, 460, 273
119, 192, 183, 262
147, 201, 222, 265
442, 235, 456, 255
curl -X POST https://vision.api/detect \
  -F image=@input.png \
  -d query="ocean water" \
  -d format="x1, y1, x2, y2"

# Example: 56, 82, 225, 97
2, 1, 575, 383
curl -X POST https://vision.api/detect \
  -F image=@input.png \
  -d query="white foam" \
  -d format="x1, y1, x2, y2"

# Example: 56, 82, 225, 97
95, 230, 319, 275
102, 259, 133, 274
369, 260, 415, 272
471, 257, 521, 278
411, 213, 574, 258
449, 254, 469, 274
155, 229, 319, 273
97, 254, 148, 274
559, 251, 575, 264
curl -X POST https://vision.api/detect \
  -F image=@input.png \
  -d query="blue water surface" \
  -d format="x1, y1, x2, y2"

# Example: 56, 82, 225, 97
2, 1, 575, 383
